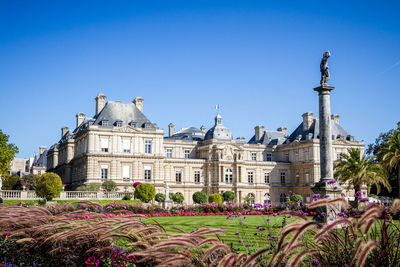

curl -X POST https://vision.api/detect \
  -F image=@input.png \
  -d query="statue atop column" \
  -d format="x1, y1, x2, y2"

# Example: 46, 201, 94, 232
320, 51, 331, 86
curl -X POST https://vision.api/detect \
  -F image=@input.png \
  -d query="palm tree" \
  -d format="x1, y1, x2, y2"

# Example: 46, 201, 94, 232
382, 131, 400, 197
334, 148, 391, 195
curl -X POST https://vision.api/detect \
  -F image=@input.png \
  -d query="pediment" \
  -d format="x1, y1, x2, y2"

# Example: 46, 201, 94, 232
333, 139, 351, 145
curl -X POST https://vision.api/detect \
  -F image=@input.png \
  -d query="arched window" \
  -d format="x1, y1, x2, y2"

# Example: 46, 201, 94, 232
264, 193, 271, 204
225, 169, 233, 183
280, 193, 287, 207
247, 193, 255, 205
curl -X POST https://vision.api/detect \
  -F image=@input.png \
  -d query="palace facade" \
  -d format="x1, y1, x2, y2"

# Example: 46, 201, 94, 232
46, 94, 364, 205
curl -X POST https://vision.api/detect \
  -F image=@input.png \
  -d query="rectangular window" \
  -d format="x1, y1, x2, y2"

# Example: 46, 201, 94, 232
101, 138, 109, 153
225, 169, 233, 183
305, 172, 309, 185
84, 139, 88, 153
176, 170, 182, 183
337, 152, 341, 161
123, 139, 131, 153
266, 153, 272, 161
248, 172, 254, 184
295, 173, 299, 184
280, 172, 286, 184
264, 172, 270, 184
305, 150, 309, 161
184, 149, 190, 159
101, 165, 108, 180
145, 140, 152, 154
295, 151, 299, 162
116, 121, 122, 127
166, 149, 172, 158
285, 153, 289, 162
144, 166, 151, 180
101, 120, 108, 126
122, 165, 130, 181
194, 170, 200, 183
251, 153, 257, 161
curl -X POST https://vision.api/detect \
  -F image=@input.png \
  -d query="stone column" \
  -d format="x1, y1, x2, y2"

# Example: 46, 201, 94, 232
314, 85, 334, 182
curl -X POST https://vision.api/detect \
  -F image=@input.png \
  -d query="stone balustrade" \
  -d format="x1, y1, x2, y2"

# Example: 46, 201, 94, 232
0, 190, 134, 200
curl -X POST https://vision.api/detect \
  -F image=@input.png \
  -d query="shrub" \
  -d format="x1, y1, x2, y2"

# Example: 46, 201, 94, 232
193, 191, 207, 204
122, 195, 131, 200
35, 172, 63, 201
87, 183, 100, 192
222, 191, 235, 202
208, 193, 222, 203
102, 180, 117, 192
1, 173, 21, 190
172, 193, 184, 204
134, 183, 156, 203
21, 174, 37, 190
75, 185, 87, 191
155, 193, 166, 203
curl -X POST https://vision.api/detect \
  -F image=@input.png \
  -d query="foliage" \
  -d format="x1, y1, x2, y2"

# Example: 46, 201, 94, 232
208, 193, 223, 203
381, 129, 400, 197
1, 173, 21, 190
192, 191, 208, 204
289, 193, 303, 205
134, 183, 156, 203
87, 183, 100, 192
35, 172, 63, 201
122, 194, 132, 200
102, 180, 117, 192
222, 191, 235, 202
21, 174, 37, 190
334, 148, 391, 194
155, 193, 166, 203
171, 193, 184, 203
76, 185, 87, 191
0, 129, 19, 177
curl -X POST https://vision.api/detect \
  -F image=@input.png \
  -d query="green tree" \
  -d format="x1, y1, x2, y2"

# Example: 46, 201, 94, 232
35, 172, 63, 201
134, 183, 155, 203
192, 191, 207, 204
222, 191, 235, 202
334, 148, 391, 195
87, 183, 100, 192
171, 193, 184, 203
208, 193, 223, 203
155, 193, 166, 203
102, 180, 117, 192
1, 173, 21, 190
0, 129, 19, 177
381, 130, 400, 197
21, 174, 37, 190
75, 185, 87, 191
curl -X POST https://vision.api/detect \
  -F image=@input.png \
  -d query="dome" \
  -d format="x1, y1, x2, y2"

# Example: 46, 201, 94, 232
204, 114, 233, 141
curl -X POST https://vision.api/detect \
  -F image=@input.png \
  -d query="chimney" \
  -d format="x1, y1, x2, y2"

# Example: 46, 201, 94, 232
331, 114, 339, 124
168, 123, 174, 137
133, 97, 144, 112
95, 93, 106, 115
277, 127, 287, 136
76, 112, 85, 128
254, 125, 264, 141
61, 126, 69, 138
302, 112, 314, 131
39, 146, 47, 155
200, 125, 206, 133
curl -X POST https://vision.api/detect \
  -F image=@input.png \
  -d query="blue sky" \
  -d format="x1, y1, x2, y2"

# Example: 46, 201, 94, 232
0, 1, 399, 158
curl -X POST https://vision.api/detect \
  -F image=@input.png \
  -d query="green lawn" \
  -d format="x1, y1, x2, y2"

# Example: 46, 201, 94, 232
147, 214, 301, 254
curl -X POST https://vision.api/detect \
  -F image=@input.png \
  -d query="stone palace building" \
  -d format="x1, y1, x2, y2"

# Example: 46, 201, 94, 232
46, 94, 364, 205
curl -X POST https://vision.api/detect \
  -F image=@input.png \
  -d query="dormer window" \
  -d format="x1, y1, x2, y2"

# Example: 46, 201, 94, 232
101, 120, 109, 126
115, 120, 123, 127
144, 123, 151, 128
129, 121, 136, 127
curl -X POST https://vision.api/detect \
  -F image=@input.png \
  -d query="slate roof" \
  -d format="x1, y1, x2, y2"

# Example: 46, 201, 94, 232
93, 101, 157, 129
33, 150, 47, 167
288, 118, 354, 142
166, 126, 205, 141
204, 114, 233, 141
248, 130, 287, 145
